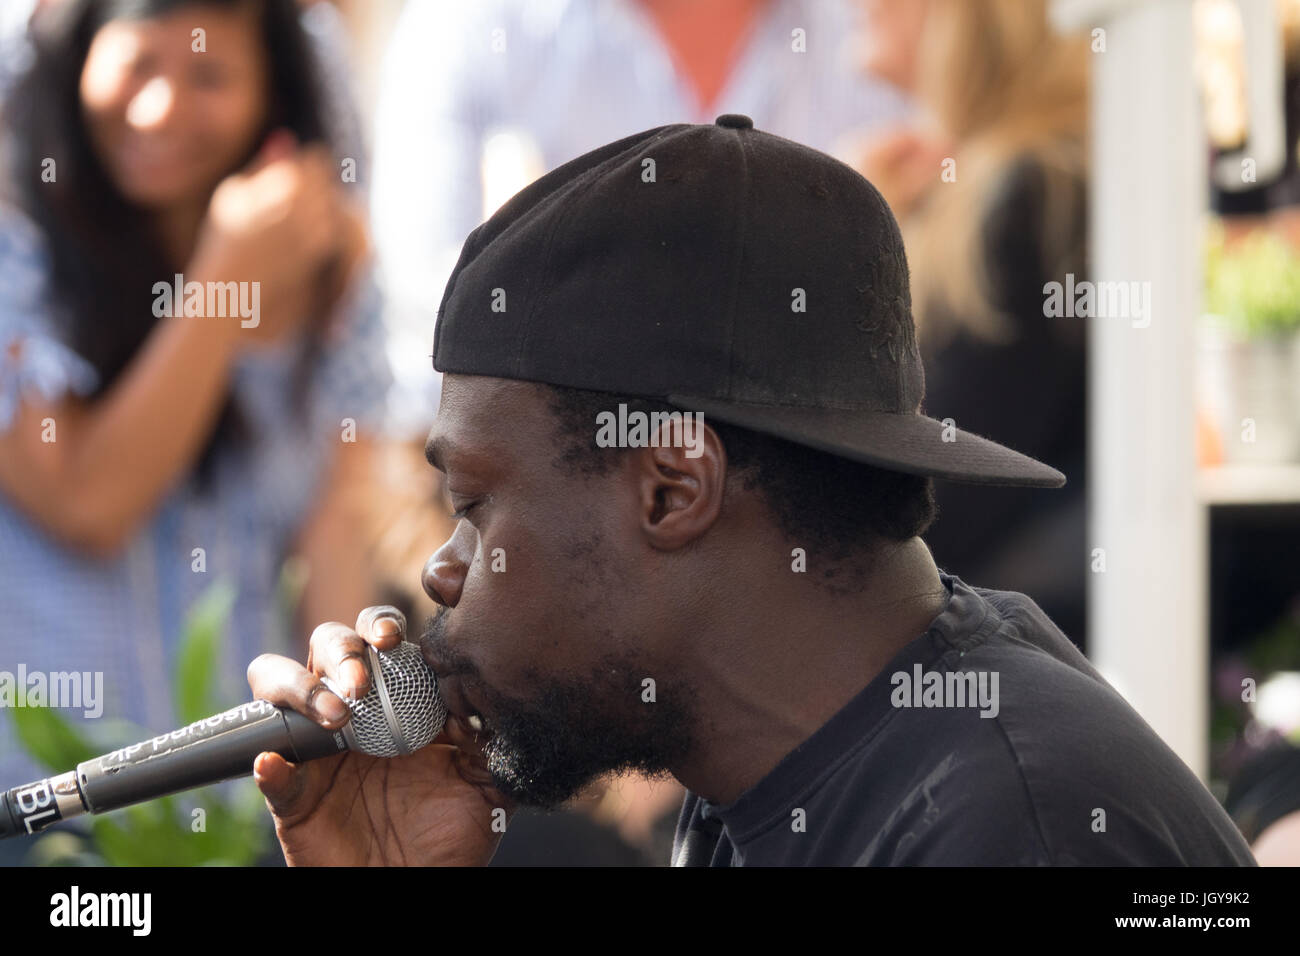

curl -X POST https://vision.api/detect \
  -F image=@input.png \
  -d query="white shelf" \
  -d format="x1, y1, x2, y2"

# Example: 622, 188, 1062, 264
1197, 465, 1300, 505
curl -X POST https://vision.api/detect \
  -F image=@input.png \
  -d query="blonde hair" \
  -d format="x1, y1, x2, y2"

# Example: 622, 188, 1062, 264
903, 0, 1090, 347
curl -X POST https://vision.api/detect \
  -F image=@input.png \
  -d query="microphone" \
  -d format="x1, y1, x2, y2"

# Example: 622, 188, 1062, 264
0, 640, 445, 840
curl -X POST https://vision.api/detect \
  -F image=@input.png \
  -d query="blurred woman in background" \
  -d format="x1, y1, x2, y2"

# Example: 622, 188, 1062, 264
854, 0, 1090, 646
0, 0, 392, 814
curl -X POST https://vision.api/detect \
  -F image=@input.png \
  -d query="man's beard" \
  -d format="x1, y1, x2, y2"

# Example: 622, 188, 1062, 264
419, 613, 697, 809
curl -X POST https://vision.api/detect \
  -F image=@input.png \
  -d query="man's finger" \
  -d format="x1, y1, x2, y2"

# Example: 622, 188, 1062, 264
253, 751, 309, 818
247, 652, 350, 727
307, 622, 372, 699
355, 605, 406, 649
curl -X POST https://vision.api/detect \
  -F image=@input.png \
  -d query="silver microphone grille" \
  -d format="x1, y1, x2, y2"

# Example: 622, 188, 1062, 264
324, 641, 446, 757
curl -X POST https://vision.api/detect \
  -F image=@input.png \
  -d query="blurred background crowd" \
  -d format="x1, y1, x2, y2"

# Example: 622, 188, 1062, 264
0, 0, 1297, 866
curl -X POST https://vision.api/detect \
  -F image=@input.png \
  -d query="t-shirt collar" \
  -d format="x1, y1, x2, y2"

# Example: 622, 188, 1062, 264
695, 572, 993, 843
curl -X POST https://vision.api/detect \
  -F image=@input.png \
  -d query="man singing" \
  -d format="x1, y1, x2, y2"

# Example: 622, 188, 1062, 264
246, 117, 1254, 866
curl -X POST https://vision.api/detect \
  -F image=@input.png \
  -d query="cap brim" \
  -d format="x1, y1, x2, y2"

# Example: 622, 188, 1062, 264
666, 396, 1066, 489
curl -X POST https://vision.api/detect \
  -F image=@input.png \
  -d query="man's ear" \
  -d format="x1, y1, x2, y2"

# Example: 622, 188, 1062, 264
631, 419, 726, 550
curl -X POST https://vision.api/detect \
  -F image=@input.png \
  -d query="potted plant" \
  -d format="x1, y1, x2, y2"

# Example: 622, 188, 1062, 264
1199, 224, 1300, 464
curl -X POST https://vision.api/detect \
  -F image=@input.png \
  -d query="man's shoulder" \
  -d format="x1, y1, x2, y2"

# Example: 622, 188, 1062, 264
673, 577, 1255, 865
842, 579, 1255, 864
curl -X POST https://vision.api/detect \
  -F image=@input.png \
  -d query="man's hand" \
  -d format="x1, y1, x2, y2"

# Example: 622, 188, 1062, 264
247, 606, 513, 866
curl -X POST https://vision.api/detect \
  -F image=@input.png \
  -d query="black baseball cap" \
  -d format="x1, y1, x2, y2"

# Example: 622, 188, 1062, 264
433, 114, 1065, 488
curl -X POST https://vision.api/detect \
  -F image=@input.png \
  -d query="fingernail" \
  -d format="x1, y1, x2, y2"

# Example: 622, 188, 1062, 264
316, 691, 349, 723
374, 617, 399, 639
343, 657, 368, 694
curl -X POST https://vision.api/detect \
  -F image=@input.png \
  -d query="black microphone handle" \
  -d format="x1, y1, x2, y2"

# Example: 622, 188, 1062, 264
0, 699, 347, 840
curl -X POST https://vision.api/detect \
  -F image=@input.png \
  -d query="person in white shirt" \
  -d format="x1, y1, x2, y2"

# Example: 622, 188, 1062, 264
369, 0, 912, 435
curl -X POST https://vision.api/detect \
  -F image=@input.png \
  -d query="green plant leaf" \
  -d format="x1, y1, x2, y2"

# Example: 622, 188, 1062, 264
89, 815, 144, 867
26, 830, 104, 867
10, 565, 286, 865
174, 580, 237, 725
1205, 226, 1300, 337
6, 704, 97, 773
276, 556, 310, 656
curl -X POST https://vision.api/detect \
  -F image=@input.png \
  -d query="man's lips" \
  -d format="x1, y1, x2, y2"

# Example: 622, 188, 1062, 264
433, 674, 496, 788
436, 672, 471, 720
418, 637, 445, 675
436, 673, 490, 736
421, 637, 493, 735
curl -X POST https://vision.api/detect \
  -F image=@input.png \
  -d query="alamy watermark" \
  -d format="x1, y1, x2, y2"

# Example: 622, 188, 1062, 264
594, 404, 704, 458
152, 273, 260, 328
50, 886, 151, 936
0, 665, 103, 718
890, 663, 999, 718
1043, 273, 1151, 328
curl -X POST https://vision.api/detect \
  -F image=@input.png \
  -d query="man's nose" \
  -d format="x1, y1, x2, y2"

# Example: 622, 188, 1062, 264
422, 541, 468, 607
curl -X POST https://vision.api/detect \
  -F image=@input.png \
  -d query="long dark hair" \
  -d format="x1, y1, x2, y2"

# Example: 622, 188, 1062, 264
2, 0, 334, 490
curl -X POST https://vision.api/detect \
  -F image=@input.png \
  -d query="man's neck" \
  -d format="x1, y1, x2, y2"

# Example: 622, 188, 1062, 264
670, 536, 950, 806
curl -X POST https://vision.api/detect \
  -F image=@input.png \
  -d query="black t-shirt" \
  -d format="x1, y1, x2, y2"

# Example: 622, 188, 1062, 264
671, 573, 1256, 866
